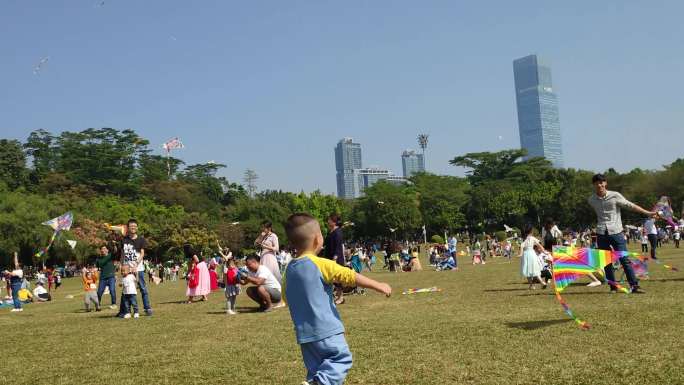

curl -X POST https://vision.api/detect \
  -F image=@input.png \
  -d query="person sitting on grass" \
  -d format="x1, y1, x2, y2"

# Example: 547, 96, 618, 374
32, 282, 50, 302
240, 254, 283, 312
282, 213, 392, 385
437, 252, 456, 271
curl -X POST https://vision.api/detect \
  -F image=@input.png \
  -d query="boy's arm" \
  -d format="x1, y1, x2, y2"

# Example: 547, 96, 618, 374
13, 252, 19, 269
315, 256, 391, 296
354, 274, 392, 297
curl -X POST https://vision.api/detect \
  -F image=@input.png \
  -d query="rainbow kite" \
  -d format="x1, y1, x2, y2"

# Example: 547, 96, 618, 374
402, 287, 442, 295
551, 247, 643, 329
35, 212, 73, 258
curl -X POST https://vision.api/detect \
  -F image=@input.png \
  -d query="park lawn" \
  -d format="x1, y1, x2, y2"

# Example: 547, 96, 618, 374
2, 244, 683, 385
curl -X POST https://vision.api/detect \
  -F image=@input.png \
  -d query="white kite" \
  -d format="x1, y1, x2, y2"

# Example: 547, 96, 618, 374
67, 240, 77, 249
33, 56, 49, 75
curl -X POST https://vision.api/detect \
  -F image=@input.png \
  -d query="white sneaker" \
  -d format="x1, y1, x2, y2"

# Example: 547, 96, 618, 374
123, 313, 131, 319
109, 305, 117, 310
273, 302, 286, 309
10, 308, 23, 312
133, 313, 140, 318
587, 281, 602, 287
227, 309, 237, 315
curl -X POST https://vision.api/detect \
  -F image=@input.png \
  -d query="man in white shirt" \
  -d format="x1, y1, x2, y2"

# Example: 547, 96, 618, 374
674, 229, 681, 249
643, 216, 659, 259
241, 255, 282, 312
588, 174, 655, 294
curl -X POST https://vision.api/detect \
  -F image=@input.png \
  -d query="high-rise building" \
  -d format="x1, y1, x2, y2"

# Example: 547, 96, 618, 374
335, 138, 362, 199
513, 54, 564, 167
353, 167, 408, 197
401, 150, 425, 178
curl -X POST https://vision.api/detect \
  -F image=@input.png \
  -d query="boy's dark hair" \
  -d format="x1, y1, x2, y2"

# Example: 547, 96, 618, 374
245, 254, 259, 263
591, 173, 607, 184
261, 220, 272, 229
127, 218, 137, 225
285, 213, 318, 250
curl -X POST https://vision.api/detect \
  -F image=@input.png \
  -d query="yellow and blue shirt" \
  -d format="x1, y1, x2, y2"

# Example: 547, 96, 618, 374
283, 253, 356, 344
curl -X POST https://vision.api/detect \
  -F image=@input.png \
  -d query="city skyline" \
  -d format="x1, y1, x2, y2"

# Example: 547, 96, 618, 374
402, 150, 426, 178
335, 138, 409, 199
2, 2, 682, 194
513, 54, 564, 167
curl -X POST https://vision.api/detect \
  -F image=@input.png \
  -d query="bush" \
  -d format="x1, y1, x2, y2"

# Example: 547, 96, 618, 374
430, 235, 444, 244
494, 231, 507, 242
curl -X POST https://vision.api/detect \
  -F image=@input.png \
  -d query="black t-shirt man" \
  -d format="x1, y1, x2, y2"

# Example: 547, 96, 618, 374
121, 235, 147, 271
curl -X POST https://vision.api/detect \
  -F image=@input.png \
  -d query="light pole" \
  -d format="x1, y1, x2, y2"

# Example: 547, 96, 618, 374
417, 134, 429, 170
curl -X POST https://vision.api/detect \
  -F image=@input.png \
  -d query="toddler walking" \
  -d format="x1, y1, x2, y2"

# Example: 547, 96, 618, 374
224, 257, 241, 315
283, 213, 392, 385
120, 265, 139, 319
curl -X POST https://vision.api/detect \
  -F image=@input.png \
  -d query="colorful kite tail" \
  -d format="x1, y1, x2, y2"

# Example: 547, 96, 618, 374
654, 259, 680, 272
555, 291, 591, 330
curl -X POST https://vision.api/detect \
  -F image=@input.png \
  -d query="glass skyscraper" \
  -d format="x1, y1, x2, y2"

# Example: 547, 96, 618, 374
401, 150, 425, 178
513, 54, 564, 167
335, 138, 362, 199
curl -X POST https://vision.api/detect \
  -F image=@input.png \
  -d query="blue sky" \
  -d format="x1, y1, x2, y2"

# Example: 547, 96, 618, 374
1, 1, 683, 194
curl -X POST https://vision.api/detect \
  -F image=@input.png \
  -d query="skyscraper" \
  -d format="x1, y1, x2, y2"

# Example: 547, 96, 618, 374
335, 138, 362, 199
401, 150, 425, 178
513, 54, 564, 167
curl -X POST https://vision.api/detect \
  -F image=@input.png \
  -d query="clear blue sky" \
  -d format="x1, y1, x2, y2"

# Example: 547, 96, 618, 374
2, 1, 683, 194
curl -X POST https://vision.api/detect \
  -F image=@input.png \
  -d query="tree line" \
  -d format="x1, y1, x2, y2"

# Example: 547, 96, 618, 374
1, 128, 682, 266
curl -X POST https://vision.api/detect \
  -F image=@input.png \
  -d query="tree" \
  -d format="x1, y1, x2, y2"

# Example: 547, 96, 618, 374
0, 139, 28, 189
410, 173, 469, 235
243, 169, 258, 197
351, 181, 422, 240
450, 149, 527, 186
24, 129, 57, 179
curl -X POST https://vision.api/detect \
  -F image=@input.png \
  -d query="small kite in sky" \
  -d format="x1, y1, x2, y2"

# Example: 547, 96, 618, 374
33, 56, 49, 75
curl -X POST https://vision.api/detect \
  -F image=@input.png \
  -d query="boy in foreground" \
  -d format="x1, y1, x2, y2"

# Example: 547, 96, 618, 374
283, 213, 392, 385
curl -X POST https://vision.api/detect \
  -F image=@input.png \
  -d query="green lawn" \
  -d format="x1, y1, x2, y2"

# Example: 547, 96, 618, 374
3, 244, 684, 385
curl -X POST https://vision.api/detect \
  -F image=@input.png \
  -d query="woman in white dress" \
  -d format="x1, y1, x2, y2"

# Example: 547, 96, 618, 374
519, 225, 546, 290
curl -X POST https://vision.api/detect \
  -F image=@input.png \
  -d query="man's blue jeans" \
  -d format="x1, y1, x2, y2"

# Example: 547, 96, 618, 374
597, 232, 639, 289
137, 271, 151, 311
11, 282, 22, 309
97, 276, 117, 305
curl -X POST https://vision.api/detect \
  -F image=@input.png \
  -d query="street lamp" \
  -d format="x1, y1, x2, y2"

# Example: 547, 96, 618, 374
417, 134, 429, 169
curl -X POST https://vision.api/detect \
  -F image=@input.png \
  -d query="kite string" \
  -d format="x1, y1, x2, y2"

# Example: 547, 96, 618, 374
35, 230, 59, 258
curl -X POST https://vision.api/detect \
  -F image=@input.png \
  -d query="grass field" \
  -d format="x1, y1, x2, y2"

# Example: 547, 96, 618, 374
2, 243, 684, 385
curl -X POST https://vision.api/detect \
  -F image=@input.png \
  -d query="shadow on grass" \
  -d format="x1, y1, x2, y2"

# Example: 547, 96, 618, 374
156, 300, 190, 304
647, 277, 684, 282
517, 291, 610, 297
506, 319, 571, 330
207, 307, 261, 315
483, 288, 529, 292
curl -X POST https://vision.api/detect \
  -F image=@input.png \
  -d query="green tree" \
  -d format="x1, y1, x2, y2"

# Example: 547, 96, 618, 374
0, 139, 28, 189
351, 181, 422, 240
410, 173, 469, 235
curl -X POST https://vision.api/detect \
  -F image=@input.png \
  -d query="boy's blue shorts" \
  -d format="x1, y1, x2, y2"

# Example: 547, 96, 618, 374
300, 333, 352, 385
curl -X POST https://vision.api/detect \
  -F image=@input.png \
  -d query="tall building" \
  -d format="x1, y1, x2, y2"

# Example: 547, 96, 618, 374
513, 54, 564, 167
335, 138, 362, 199
353, 167, 408, 197
401, 150, 425, 178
